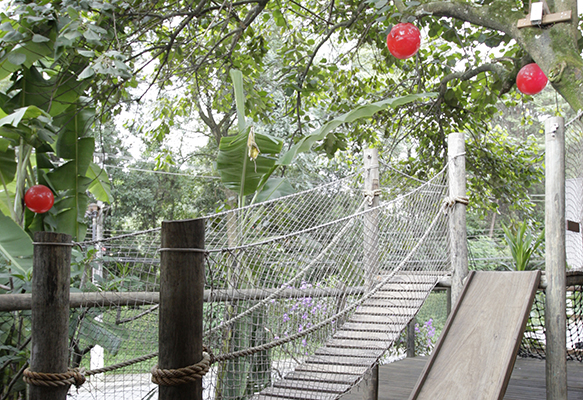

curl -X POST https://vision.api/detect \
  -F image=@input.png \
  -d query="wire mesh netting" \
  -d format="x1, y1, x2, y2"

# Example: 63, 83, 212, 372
565, 116, 583, 271
14, 163, 448, 400
518, 114, 583, 361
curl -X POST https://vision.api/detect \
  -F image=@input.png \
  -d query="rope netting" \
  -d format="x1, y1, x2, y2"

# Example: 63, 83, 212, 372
44, 163, 450, 399
520, 283, 583, 361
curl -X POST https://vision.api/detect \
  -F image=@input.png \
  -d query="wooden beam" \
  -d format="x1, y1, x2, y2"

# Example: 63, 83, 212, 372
517, 10, 572, 28
3, 272, 583, 312
0, 287, 368, 311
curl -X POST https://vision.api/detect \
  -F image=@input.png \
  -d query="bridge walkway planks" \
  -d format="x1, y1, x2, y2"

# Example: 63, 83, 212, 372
254, 272, 445, 400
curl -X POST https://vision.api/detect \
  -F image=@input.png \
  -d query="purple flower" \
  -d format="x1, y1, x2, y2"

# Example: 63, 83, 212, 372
283, 313, 290, 322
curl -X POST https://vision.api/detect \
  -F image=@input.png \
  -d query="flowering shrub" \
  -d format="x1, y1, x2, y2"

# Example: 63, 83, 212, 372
414, 318, 437, 355
268, 281, 338, 356
393, 318, 438, 357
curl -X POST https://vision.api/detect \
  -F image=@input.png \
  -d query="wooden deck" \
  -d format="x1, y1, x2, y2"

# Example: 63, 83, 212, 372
340, 357, 583, 400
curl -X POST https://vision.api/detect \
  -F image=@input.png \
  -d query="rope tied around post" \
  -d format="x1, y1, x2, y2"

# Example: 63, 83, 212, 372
151, 352, 212, 386
363, 189, 382, 205
23, 367, 86, 388
442, 195, 469, 213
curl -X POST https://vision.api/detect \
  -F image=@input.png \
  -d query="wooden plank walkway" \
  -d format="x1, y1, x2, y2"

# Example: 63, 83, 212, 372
254, 273, 444, 400
340, 357, 583, 400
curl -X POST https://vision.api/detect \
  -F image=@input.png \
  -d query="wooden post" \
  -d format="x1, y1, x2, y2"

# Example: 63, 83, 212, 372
159, 219, 205, 400
91, 201, 105, 372
362, 148, 380, 400
29, 232, 72, 400
364, 148, 380, 286
544, 117, 567, 400
447, 132, 468, 306
407, 317, 417, 358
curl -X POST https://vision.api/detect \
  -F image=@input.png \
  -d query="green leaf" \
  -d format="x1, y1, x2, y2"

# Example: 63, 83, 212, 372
77, 65, 94, 81
86, 162, 112, 203
7, 52, 26, 66
0, 41, 52, 81
47, 161, 93, 191
216, 130, 283, 197
55, 206, 87, 240
0, 105, 48, 130
0, 213, 34, 274
0, 148, 17, 184
0, 107, 28, 127
31, 34, 50, 43
278, 93, 437, 166
8, 67, 86, 117
55, 107, 95, 174
83, 29, 101, 42
230, 69, 247, 134
0, 137, 11, 152
254, 177, 294, 203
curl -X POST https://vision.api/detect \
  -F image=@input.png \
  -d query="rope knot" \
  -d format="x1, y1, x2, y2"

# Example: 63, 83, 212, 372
442, 196, 469, 213
151, 352, 211, 386
363, 189, 382, 205
23, 367, 86, 388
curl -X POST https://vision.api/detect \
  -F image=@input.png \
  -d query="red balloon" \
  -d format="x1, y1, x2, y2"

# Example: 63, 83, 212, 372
516, 63, 548, 95
386, 23, 421, 59
24, 185, 54, 213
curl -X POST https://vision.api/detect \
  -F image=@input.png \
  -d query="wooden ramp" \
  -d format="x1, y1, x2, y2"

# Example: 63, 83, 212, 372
255, 273, 444, 400
409, 271, 541, 400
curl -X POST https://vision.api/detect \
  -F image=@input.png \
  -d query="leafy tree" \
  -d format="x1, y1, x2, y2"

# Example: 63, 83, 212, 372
0, 0, 120, 244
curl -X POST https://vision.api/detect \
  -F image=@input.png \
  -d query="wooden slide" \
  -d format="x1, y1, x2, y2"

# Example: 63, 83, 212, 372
409, 270, 541, 400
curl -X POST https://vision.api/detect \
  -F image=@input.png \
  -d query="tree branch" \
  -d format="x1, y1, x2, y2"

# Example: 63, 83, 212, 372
411, 0, 523, 36
438, 62, 509, 98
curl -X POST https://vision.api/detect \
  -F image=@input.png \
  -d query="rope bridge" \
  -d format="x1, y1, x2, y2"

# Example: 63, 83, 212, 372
0, 163, 451, 400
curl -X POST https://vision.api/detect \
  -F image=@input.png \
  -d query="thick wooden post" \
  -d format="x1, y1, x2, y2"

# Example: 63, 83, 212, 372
544, 117, 567, 400
447, 132, 468, 306
159, 219, 205, 400
362, 148, 380, 400
29, 232, 72, 400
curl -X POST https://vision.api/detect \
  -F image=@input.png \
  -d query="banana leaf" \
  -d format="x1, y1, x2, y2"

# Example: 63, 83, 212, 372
216, 130, 283, 197
0, 213, 33, 274
279, 93, 437, 166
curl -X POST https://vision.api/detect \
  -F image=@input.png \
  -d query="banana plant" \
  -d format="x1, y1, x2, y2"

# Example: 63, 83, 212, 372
216, 70, 436, 207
